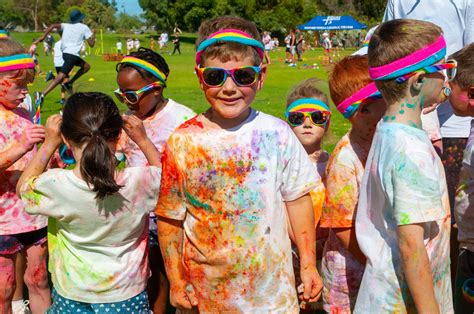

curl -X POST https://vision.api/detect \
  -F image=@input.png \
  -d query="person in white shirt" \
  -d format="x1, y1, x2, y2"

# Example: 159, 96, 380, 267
116, 40, 122, 54
33, 9, 95, 107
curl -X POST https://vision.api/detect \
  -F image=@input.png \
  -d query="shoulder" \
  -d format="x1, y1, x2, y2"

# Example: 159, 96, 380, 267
166, 99, 196, 116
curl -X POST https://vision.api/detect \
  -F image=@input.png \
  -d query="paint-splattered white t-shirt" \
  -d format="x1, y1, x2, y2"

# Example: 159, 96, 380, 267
20, 167, 161, 303
355, 122, 453, 313
156, 109, 318, 312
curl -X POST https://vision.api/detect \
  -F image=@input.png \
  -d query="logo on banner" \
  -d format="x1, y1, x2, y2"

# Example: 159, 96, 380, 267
323, 16, 341, 25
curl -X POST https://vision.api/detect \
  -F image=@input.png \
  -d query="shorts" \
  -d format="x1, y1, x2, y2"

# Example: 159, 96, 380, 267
60, 53, 86, 76
55, 66, 69, 78
47, 288, 150, 314
290, 46, 296, 55
0, 227, 47, 255
285, 47, 290, 53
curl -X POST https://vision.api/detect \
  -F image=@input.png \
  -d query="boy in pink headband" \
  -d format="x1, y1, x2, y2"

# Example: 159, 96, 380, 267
156, 16, 322, 312
0, 37, 51, 313
321, 55, 386, 313
355, 19, 454, 313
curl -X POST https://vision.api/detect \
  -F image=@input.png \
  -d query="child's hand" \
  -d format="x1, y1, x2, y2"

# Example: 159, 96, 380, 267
298, 264, 323, 305
170, 280, 198, 309
44, 114, 63, 147
20, 124, 45, 151
123, 115, 148, 145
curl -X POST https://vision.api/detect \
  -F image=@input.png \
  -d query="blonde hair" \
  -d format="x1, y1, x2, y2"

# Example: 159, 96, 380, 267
0, 38, 35, 83
286, 78, 329, 107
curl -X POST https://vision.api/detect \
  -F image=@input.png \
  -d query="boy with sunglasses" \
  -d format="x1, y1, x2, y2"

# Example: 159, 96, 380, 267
320, 55, 386, 313
114, 47, 195, 314
449, 43, 474, 313
355, 19, 454, 313
155, 16, 323, 312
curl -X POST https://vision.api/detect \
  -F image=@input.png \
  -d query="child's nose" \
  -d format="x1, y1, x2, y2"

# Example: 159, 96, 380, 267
222, 75, 237, 92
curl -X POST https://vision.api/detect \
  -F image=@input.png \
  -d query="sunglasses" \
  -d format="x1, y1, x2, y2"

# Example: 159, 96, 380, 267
197, 66, 261, 87
114, 81, 162, 104
287, 110, 331, 127
396, 59, 457, 83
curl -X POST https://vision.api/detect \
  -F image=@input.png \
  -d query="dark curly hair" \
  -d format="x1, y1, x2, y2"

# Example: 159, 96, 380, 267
116, 47, 170, 84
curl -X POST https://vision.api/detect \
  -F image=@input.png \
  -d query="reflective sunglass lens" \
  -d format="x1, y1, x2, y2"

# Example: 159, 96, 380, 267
311, 111, 327, 125
288, 112, 305, 126
203, 69, 226, 86
125, 93, 139, 104
114, 92, 125, 103
234, 68, 257, 86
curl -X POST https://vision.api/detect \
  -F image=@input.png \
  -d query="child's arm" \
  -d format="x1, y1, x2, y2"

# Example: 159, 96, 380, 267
398, 223, 440, 314
332, 228, 366, 264
0, 124, 45, 171
157, 216, 198, 309
16, 115, 62, 195
286, 193, 323, 303
34, 24, 62, 44
122, 115, 160, 167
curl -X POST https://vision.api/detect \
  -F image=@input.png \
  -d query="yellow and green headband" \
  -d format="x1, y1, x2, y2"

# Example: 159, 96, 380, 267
0, 53, 35, 73
119, 56, 167, 85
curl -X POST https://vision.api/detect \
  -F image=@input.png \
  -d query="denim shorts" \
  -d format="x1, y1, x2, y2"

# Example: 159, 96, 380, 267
47, 289, 151, 313
0, 227, 47, 255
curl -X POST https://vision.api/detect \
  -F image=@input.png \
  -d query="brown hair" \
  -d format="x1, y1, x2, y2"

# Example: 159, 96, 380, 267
329, 55, 372, 106
0, 38, 35, 83
449, 43, 474, 90
286, 78, 329, 107
196, 16, 262, 66
368, 19, 442, 104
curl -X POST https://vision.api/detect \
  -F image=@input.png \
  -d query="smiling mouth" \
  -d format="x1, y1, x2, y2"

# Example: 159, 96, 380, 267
219, 98, 241, 104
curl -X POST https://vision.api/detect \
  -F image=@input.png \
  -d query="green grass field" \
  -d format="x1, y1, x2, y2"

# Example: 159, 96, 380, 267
11, 32, 355, 152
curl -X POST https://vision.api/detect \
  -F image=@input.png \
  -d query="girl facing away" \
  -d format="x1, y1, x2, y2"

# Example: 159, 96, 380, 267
17, 92, 162, 313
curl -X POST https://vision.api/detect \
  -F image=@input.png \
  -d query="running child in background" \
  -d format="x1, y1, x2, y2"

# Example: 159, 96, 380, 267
262, 31, 271, 64
17, 92, 162, 313
0, 37, 51, 314
28, 39, 41, 74
284, 78, 331, 311
320, 55, 386, 313
33, 9, 95, 107
449, 43, 474, 313
45, 35, 68, 106
156, 16, 323, 312
115, 47, 195, 314
355, 19, 454, 313
116, 39, 122, 54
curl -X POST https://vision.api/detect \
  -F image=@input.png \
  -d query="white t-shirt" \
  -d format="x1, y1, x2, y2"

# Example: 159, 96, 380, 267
355, 122, 453, 313
116, 41, 122, 50
156, 109, 318, 312
20, 167, 161, 303
322, 37, 332, 50
60, 23, 93, 56
53, 40, 64, 68
454, 120, 474, 251
383, 0, 474, 138
117, 99, 195, 167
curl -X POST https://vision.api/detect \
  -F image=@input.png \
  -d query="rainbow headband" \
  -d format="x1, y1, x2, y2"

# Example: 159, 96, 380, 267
285, 98, 331, 118
0, 54, 35, 72
0, 30, 8, 38
196, 29, 265, 65
337, 82, 382, 119
119, 56, 167, 85
369, 35, 447, 81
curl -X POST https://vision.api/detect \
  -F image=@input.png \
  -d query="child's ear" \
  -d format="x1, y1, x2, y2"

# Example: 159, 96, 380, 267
61, 134, 71, 149
411, 73, 425, 92
257, 64, 267, 91
469, 86, 474, 108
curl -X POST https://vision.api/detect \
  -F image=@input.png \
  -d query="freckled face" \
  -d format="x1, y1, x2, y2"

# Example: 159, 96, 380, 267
0, 78, 28, 110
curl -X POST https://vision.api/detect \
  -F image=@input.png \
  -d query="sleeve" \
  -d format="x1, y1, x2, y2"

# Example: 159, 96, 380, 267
382, 0, 395, 22
421, 110, 442, 142
464, 1, 474, 45
280, 129, 319, 201
155, 138, 187, 220
131, 166, 162, 214
19, 173, 54, 216
390, 150, 446, 226
83, 25, 93, 40
321, 161, 359, 228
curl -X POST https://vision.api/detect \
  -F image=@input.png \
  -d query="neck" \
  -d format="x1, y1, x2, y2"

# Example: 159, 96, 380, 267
205, 108, 251, 129
306, 145, 325, 163
349, 125, 376, 148
144, 97, 168, 119
383, 96, 423, 129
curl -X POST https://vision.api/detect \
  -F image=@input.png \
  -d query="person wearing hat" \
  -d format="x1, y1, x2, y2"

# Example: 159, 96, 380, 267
33, 9, 96, 107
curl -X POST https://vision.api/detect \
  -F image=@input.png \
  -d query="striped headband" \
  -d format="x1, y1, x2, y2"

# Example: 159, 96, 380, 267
285, 98, 331, 118
0, 54, 35, 72
369, 35, 446, 81
119, 56, 167, 84
0, 30, 8, 38
196, 29, 265, 65
336, 82, 382, 119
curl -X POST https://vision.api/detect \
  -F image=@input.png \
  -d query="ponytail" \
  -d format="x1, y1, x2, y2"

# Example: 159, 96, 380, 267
61, 92, 123, 200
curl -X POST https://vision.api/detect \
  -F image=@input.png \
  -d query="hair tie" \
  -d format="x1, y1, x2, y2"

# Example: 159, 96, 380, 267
119, 56, 167, 85
336, 82, 382, 119
196, 29, 264, 65
0, 54, 35, 72
368, 35, 446, 81
285, 98, 331, 118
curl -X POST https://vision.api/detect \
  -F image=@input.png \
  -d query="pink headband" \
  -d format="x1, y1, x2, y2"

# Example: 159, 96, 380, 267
337, 82, 382, 118
369, 35, 446, 80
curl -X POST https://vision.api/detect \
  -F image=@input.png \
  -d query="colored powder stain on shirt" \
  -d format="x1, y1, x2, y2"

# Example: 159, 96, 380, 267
399, 212, 411, 225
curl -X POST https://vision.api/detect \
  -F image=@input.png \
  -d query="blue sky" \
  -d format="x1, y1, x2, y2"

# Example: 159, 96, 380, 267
115, 0, 143, 16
